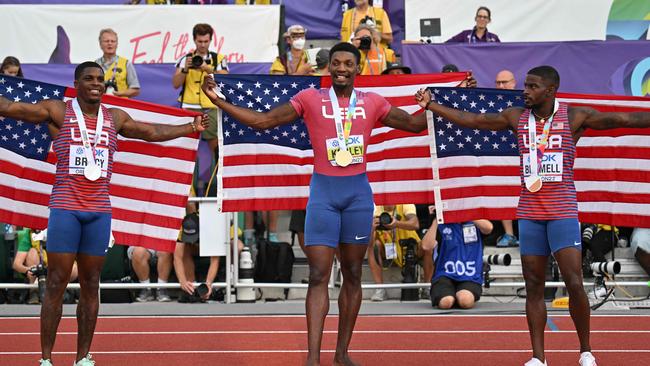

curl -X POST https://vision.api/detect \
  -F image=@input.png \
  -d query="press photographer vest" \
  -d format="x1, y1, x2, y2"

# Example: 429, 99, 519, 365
103, 55, 129, 93
178, 52, 226, 109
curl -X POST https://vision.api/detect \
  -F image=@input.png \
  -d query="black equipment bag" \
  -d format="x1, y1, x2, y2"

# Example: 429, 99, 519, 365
254, 239, 294, 283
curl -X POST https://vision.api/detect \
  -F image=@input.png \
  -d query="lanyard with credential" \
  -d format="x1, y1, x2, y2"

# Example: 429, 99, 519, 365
72, 98, 104, 181
526, 100, 559, 191
328, 87, 357, 167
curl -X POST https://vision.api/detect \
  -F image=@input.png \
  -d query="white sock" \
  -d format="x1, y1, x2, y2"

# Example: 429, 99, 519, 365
140, 279, 150, 284
158, 279, 167, 284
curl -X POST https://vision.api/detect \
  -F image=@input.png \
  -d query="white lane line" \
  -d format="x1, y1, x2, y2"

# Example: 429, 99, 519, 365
1, 314, 649, 320
2, 349, 650, 355
1, 330, 650, 336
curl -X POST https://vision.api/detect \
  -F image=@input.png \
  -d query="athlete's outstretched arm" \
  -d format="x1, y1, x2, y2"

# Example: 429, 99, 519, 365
381, 106, 428, 133
571, 106, 650, 132
0, 96, 63, 126
201, 76, 299, 130
113, 108, 208, 142
416, 88, 519, 131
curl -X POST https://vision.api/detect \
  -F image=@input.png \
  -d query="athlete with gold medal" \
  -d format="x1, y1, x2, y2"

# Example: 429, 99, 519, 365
202, 42, 434, 366
416, 65, 650, 366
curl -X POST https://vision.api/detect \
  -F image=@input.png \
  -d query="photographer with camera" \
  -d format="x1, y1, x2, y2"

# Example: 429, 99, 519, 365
341, 0, 393, 48
12, 228, 78, 305
172, 23, 229, 157
422, 217, 493, 309
351, 24, 395, 76
369, 204, 433, 301
95, 29, 140, 98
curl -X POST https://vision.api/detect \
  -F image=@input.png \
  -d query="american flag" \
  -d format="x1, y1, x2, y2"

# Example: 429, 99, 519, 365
215, 73, 468, 212
430, 87, 650, 227
0, 75, 200, 252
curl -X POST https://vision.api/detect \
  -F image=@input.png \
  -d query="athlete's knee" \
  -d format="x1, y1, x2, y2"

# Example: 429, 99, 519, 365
456, 291, 476, 309
563, 273, 585, 295
438, 296, 455, 309
308, 265, 331, 286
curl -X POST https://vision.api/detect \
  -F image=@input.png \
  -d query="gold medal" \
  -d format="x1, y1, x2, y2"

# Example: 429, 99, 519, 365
525, 176, 542, 192
334, 149, 353, 167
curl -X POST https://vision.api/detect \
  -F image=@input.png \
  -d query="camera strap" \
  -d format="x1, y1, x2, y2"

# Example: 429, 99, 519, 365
71, 98, 104, 180
328, 87, 357, 166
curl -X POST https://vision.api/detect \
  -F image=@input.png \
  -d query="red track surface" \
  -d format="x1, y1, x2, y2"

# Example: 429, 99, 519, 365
1, 315, 649, 365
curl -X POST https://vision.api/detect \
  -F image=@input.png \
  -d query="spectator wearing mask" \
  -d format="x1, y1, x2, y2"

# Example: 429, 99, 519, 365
382, 62, 411, 75
446, 6, 501, 44
95, 29, 141, 98
172, 23, 229, 156
352, 24, 395, 75
494, 69, 519, 248
271, 24, 314, 76
128, 246, 173, 302
423, 217, 493, 309
1, 56, 23, 77
341, 0, 393, 48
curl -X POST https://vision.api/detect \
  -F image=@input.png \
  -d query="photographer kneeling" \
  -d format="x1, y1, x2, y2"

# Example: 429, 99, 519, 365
422, 219, 493, 309
369, 204, 432, 301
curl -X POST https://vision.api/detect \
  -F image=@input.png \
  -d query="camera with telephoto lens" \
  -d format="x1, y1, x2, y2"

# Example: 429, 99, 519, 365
483, 254, 512, 266
190, 54, 206, 69
591, 261, 621, 276
376, 212, 401, 231
28, 264, 47, 302
582, 224, 597, 244
358, 35, 372, 50
399, 238, 419, 301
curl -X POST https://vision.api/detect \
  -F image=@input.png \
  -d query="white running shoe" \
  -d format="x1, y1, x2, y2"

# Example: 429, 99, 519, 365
74, 353, 95, 366
524, 357, 547, 366
370, 289, 387, 302
579, 352, 597, 366
39, 359, 53, 366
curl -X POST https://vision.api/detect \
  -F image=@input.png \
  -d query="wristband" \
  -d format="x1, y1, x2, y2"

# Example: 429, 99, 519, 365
189, 121, 197, 133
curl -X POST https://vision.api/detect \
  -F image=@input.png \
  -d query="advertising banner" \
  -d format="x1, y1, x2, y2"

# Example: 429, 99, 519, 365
0, 5, 281, 64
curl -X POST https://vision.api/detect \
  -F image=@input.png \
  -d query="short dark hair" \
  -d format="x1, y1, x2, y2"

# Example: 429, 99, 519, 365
193, 23, 214, 40
329, 42, 361, 65
476, 6, 491, 19
74, 61, 103, 81
441, 64, 459, 73
528, 65, 560, 88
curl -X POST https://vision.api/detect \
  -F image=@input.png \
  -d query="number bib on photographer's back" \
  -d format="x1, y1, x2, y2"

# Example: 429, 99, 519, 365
432, 222, 484, 285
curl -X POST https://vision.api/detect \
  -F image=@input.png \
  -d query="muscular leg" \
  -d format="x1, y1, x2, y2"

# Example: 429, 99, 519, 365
554, 247, 591, 353
75, 254, 106, 362
305, 245, 335, 366
40, 252, 76, 360
334, 243, 367, 366
521, 255, 549, 363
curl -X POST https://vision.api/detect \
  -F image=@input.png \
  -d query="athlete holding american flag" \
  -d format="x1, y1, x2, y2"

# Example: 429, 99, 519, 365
417, 65, 650, 366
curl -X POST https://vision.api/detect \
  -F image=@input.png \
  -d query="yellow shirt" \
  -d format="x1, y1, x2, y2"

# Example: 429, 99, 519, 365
359, 47, 395, 75
270, 51, 310, 75
341, 6, 393, 47
373, 204, 420, 267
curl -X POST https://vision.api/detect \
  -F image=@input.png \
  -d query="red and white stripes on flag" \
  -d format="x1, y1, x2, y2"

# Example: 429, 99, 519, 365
217, 73, 468, 212
0, 86, 199, 253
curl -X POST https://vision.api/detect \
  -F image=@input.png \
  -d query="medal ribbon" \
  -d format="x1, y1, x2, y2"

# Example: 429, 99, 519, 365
72, 98, 104, 169
328, 87, 357, 155
527, 100, 559, 179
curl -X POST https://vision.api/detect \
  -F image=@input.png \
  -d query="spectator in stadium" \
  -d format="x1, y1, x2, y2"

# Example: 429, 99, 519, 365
631, 228, 650, 276
341, 0, 393, 48
495, 69, 517, 90
1, 56, 23, 77
312, 48, 330, 76
352, 24, 395, 75
128, 246, 173, 302
382, 62, 411, 75
494, 69, 519, 248
172, 23, 229, 156
446, 6, 501, 43
271, 24, 314, 76
422, 217, 493, 309
95, 29, 141, 98
369, 204, 434, 301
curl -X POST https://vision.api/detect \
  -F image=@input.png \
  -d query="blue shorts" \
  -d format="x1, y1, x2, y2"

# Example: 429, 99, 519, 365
47, 208, 112, 256
305, 172, 374, 248
518, 218, 581, 256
